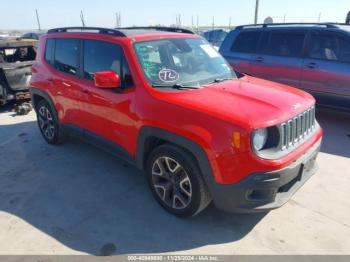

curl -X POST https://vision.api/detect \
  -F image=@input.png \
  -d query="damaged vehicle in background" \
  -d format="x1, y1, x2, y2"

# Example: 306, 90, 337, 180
0, 39, 37, 109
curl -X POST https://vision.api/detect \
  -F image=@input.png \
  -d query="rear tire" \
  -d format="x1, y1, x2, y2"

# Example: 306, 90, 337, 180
36, 100, 65, 145
146, 144, 211, 217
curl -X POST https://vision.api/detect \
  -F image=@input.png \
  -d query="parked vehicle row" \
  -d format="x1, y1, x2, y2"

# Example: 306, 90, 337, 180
30, 26, 322, 217
219, 23, 350, 111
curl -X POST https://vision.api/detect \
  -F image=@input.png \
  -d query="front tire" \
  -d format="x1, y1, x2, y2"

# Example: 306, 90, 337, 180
36, 100, 65, 145
146, 144, 211, 217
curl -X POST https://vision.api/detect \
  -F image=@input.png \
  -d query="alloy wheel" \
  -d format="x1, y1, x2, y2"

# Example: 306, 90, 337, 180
151, 156, 192, 209
38, 106, 55, 140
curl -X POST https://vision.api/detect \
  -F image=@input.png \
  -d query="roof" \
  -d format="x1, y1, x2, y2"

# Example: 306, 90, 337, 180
235, 23, 350, 30
47, 26, 195, 38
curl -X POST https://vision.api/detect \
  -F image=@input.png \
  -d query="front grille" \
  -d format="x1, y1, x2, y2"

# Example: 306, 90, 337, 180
279, 106, 316, 150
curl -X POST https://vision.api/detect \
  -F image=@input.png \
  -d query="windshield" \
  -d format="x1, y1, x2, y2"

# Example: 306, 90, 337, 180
134, 38, 236, 87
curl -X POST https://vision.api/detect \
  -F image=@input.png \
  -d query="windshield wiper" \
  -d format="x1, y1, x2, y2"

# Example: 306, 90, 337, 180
202, 77, 235, 87
152, 83, 200, 90
212, 78, 234, 83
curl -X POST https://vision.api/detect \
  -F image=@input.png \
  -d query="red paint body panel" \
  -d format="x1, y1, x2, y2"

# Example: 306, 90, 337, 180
30, 31, 323, 185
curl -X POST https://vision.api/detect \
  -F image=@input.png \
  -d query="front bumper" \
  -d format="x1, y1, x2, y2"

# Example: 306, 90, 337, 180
211, 138, 322, 213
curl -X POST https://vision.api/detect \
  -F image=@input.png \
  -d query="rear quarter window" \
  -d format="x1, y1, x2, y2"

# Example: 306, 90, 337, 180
45, 39, 54, 65
230, 31, 261, 53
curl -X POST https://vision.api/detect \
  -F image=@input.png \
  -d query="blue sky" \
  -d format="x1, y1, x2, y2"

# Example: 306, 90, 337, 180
1, 0, 349, 29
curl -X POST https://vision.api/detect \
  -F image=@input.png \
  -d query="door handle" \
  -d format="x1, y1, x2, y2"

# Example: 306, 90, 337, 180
306, 62, 319, 69
255, 57, 264, 62
82, 89, 90, 94
47, 77, 54, 82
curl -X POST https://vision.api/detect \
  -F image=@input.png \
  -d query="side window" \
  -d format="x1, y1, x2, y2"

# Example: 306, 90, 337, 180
83, 40, 133, 86
308, 33, 350, 63
308, 33, 339, 61
231, 31, 261, 53
54, 39, 79, 76
257, 31, 270, 53
339, 37, 350, 63
45, 39, 54, 65
265, 31, 305, 57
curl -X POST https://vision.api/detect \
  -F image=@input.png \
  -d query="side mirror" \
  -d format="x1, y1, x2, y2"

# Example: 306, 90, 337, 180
94, 71, 121, 89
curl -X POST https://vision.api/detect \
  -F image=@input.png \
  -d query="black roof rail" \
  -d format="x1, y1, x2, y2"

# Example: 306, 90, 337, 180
326, 22, 350, 26
47, 27, 126, 37
118, 26, 195, 34
236, 23, 339, 30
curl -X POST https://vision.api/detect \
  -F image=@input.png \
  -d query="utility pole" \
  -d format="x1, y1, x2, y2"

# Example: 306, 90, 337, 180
191, 16, 194, 31
254, 0, 259, 24
177, 14, 181, 27
229, 16, 232, 29
318, 12, 322, 22
80, 10, 85, 27
283, 14, 286, 23
212, 16, 215, 30
115, 12, 121, 27
176, 14, 181, 27
196, 15, 199, 32
35, 9, 41, 31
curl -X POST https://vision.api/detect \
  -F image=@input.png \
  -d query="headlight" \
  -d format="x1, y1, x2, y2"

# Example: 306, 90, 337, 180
252, 128, 268, 151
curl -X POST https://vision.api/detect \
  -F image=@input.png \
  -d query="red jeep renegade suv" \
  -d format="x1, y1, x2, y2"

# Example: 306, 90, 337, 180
30, 27, 323, 217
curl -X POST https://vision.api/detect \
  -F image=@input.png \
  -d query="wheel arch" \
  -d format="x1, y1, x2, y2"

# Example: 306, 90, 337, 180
136, 126, 217, 192
31, 88, 56, 113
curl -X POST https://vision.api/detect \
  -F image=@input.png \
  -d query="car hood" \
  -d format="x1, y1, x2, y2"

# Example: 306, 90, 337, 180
156, 76, 315, 129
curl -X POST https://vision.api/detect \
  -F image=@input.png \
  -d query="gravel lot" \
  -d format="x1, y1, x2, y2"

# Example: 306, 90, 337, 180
0, 105, 349, 255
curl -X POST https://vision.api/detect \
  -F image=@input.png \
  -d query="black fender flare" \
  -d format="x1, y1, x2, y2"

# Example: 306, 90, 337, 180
135, 126, 218, 195
31, 88, 56, 112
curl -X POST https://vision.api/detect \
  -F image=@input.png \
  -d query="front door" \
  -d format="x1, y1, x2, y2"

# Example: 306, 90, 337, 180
250, 29, 306, 88
78, 39, 136, 153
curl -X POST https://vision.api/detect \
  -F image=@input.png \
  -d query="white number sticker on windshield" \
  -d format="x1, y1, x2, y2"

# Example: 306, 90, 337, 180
200, 44, 220, 58
158, 68, 180, 83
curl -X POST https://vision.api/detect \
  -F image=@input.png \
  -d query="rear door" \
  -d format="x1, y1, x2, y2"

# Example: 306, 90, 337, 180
301, 30, 350, 101
250, 29, 306, 88
50, 38, 85, 125
222, 30, 261, 75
